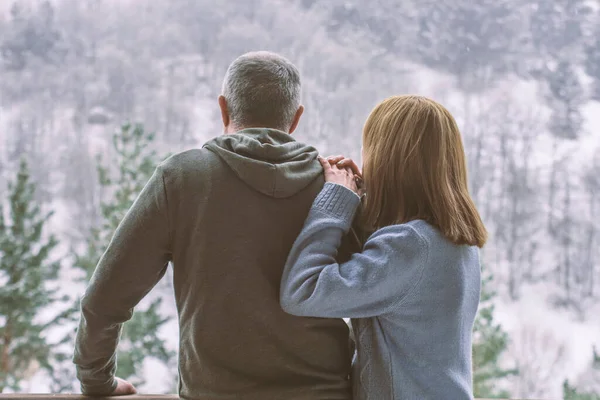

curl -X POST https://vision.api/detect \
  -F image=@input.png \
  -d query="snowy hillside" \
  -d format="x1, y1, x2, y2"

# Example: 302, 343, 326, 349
1, 0, 600, 398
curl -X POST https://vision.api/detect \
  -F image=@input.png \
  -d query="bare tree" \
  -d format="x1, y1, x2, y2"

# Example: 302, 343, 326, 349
477, 99, 544, 299
510, 325, 567, 399
582, 151, 600, 299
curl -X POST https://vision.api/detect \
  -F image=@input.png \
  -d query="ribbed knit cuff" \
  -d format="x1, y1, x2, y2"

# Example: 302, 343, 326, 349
313, 183, 361, 223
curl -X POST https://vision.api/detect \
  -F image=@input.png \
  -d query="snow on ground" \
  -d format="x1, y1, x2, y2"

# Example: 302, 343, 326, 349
495, 281, 600, 398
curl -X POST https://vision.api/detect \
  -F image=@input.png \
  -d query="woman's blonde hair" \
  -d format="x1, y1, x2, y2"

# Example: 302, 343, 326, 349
361, 95, 487, 248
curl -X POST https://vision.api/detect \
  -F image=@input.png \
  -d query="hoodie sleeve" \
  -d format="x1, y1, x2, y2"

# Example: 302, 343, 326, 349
73, 165, 172, 395
280, 183, 428, 318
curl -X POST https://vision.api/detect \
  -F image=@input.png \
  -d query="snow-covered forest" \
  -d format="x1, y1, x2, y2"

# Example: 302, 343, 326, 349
1, 0, 599, 398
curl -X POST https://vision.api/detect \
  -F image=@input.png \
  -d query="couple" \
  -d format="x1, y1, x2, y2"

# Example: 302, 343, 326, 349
73, 51, 487, 400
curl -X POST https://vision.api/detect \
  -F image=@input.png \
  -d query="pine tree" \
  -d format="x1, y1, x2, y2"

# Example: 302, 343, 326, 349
0, 1, 65, 72
472, 266, 518, 398
529, 0, 590, 61
0, 159, 73, 392
73, 123, 174, 386
415, 0, 525, 92
563, 348, 600, 400
546, 61, 585, 141
584, 22, 600, 101
564, 381, 600, 400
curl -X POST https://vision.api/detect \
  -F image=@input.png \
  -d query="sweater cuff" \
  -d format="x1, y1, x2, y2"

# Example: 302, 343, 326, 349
313, 183, 361, 223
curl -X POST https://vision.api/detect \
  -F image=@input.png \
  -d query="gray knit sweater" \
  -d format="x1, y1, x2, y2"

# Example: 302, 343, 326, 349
281, 183, 481, 400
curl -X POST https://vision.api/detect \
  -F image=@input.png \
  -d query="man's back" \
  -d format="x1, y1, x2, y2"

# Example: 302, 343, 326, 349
73, 52, 355, 399
165, 129, 353, 399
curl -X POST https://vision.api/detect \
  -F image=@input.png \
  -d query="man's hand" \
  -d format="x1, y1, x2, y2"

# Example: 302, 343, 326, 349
111, 377, 137, 396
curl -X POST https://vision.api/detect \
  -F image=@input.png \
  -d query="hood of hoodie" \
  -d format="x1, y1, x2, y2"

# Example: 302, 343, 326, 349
203, 128, 322, 198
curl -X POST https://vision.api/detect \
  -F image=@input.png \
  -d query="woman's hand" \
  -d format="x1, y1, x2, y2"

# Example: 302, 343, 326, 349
318, 156, 359, 194
323, 155, 364, 196
325, 155, 362, 178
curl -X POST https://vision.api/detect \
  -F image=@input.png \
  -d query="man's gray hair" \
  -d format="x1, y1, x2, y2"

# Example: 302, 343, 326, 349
221, 51, 301, 131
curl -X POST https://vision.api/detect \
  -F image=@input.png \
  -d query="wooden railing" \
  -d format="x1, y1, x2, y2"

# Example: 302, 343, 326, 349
0, 396, 178, 400
0, 396, 513, 400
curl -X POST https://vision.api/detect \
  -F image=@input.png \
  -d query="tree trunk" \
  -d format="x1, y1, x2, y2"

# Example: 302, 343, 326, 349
563, 174, 571, 303
470, 94, 486, 207
586, 190, 596, 297
1, 320, 11, 391
165, 63, 175, 142
548, 138, 558, 236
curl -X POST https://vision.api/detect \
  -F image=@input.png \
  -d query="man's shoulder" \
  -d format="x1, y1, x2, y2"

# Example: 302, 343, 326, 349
160, 148, 220, 176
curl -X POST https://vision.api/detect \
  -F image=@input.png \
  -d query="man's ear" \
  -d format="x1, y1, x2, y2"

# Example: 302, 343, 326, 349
218, 95, 230, 129
288, 105, 304, 134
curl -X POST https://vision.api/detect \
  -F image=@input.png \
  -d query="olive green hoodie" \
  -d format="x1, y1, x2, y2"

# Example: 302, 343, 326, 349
74, 128, 357, 400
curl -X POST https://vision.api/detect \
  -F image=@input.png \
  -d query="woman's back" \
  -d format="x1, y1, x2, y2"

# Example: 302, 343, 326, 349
352, 220, 480, 399
280, 184, 482, 399
281, 94, 487, 400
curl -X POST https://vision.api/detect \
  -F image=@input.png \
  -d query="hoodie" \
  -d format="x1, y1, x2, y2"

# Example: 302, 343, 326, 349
73, 128, 357, 400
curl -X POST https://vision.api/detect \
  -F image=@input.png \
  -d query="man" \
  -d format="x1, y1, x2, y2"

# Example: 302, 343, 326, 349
73, 51, 358, 399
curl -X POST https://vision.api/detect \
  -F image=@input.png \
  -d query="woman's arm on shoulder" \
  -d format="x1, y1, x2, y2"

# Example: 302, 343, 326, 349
280, 183, 429, 318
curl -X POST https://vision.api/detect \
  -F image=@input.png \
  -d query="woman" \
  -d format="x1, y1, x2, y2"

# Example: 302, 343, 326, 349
280, 95, 487, 400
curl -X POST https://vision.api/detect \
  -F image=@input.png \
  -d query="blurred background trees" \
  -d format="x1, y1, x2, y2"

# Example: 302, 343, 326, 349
1, 0, 599, 397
